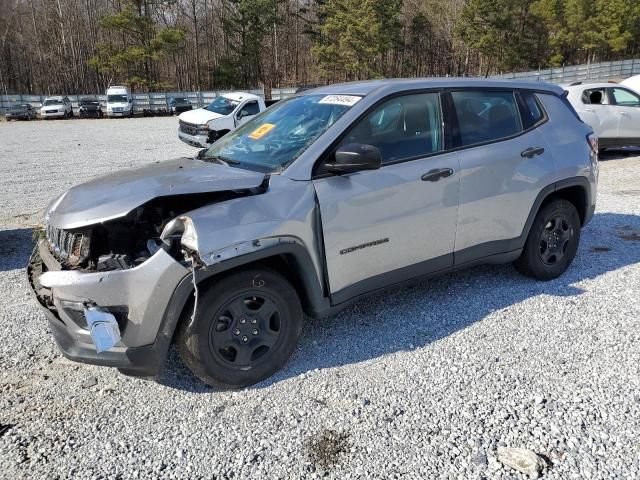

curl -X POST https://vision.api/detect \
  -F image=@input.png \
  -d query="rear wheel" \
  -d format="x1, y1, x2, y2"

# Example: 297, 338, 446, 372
513, 199, 581, 280
177, 268, 303, 389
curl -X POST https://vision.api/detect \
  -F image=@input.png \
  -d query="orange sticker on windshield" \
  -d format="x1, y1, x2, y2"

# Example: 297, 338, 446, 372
248, 123, 275, 140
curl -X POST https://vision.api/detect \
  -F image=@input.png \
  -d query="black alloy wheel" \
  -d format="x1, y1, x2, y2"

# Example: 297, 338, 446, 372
514, 199, 581, 280
538, 214, 574, 266
209, 292, 283, 367
177, 268, 303, 389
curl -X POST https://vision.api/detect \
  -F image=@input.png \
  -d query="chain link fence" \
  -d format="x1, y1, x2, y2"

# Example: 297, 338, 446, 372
2, 59, 640, 114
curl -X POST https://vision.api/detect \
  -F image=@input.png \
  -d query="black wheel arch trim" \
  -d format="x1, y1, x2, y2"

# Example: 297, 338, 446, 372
145, 243, 330, 377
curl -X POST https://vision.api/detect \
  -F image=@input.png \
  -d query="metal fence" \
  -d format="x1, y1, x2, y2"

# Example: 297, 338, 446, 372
490, 58, 640, 83
2, 59, 640, 114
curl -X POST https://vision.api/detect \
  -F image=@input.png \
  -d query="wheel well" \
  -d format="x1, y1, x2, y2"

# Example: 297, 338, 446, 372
541, 185, 587, 225
176, 253, 323, 329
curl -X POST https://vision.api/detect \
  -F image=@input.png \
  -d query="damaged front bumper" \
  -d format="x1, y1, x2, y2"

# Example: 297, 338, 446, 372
27, 239, 189, 377
177, 130, 210, 148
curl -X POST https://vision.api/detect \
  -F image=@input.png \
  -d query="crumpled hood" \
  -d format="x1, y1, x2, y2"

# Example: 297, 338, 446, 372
178, 108, 224, 125
46, 157, 266, 229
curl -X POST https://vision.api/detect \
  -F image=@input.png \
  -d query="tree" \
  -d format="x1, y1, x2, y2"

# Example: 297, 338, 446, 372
89, 0, 185, 90
311, 0, 402, 81
217, 0, 281, 88
457, 0, 548, 74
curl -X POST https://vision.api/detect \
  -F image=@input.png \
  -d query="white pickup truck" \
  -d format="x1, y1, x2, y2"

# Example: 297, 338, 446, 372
177, 92, 267, 147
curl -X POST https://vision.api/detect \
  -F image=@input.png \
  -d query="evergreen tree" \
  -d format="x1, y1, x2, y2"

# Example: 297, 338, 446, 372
89, 0, 185, 89
311, 0, 402, 80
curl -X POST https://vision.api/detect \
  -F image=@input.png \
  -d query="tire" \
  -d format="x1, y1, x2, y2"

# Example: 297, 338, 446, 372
177, 268, 303, 389
513, 199, 581, 280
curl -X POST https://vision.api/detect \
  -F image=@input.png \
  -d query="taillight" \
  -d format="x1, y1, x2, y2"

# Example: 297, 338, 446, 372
587, 133, 598, 159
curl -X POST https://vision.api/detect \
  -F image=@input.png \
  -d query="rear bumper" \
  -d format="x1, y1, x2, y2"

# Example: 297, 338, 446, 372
27, 239, 189, 377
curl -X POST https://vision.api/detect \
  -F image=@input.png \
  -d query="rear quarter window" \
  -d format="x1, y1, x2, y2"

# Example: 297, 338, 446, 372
451, 90, 522, 147
520, 92, 546, 129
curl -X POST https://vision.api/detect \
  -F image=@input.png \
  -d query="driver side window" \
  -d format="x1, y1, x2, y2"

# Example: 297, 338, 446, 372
337, 93, 443, 165
610, 88, 640, 107
240, 101, 260, 117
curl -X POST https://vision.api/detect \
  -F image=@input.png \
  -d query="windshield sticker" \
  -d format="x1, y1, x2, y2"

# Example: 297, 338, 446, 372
318, 95, 361, 106
248, 123, 276, 140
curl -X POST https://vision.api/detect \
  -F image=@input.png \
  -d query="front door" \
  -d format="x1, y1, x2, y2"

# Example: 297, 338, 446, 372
236, 100, 260, 127
609, 87, 640, 141
313, 92, 460, 300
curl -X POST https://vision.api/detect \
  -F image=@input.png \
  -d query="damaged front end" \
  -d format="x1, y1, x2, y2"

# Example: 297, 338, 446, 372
27, 158, 271, 376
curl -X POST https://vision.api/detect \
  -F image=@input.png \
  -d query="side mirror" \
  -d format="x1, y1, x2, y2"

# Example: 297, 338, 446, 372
325, 143, 382, 174
237, 109, 248, 119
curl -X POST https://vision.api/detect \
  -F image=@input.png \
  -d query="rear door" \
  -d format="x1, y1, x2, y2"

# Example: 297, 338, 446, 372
450, 89, 556, 261
313, 92, 460, 299
577, 87, 618, 139
608, 87, 640, 140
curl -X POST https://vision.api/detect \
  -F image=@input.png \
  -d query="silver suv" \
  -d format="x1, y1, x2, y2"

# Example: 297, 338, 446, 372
28, 79, 598, 388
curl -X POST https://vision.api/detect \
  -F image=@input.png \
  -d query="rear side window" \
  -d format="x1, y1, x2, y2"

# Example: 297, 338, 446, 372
581, 88, 608, 105
520, 92, 545, 129
337, 92, 443, 165
451, 90, 522, 147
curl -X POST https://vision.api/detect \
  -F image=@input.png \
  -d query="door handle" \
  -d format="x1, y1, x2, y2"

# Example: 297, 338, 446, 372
421, 168, 453, 182
521, 147, 545, 158
584, 108, 595, 113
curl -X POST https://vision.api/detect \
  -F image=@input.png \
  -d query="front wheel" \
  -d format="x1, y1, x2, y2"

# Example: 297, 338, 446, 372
513, 199, 581, 280
177, 268, 303, 389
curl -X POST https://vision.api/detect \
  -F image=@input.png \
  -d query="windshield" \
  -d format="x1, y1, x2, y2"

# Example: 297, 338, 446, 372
80, 100, 99, 106
107, 94, 128, 103
205, 96, 241, 115
201, 94, 362, 173
171, 97, 188, 103
43, 99, 62, 105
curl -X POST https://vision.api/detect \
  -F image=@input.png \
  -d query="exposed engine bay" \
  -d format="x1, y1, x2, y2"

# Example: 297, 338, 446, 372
45, 187, 267, 271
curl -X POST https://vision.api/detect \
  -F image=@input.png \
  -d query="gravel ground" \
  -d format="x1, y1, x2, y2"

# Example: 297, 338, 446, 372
1, 117, 640, 479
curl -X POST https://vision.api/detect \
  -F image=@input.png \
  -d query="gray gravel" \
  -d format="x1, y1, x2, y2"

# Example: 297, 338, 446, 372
1, 117, 640, 479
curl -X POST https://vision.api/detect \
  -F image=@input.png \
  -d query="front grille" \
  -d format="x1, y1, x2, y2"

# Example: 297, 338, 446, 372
179, 120, 200, 136
45, 109, 59, 113
113, 107, 123, 112
45, 224, 91, 266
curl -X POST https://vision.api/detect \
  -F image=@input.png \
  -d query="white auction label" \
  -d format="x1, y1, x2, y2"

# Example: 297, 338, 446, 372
318, 95, 362, 106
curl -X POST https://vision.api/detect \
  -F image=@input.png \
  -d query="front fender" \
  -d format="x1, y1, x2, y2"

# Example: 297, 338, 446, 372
207, 116, 233, 131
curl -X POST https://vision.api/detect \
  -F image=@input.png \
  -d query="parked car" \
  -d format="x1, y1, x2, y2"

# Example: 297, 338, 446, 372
168, 96, 193, 114
620, 74, 640, 94
78, 98, 103, 118
142, 107, 171, 117
40, 96, 73, 119
28, 79, 598, 389
177, 92, 265, 147
565, 81, 640, 150
106, 86, 134, 118
5, 103, 35, 120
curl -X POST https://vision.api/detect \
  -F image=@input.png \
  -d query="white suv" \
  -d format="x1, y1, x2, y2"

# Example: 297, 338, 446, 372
565, 82, 640, 150
40, 96, 73, 119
